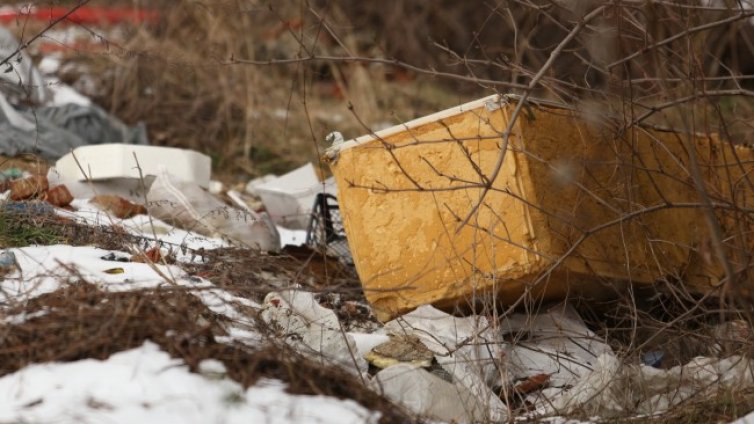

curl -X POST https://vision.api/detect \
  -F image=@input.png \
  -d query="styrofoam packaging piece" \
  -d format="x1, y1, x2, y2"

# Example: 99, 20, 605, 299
255, 163, 337, 230
55, 144, 212, 188
325, 93, 754, 320
47, 167, 154, 201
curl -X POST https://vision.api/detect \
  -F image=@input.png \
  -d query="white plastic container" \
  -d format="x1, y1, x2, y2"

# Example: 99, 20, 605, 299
55, 144, 212, 188
254, 163, 336, 230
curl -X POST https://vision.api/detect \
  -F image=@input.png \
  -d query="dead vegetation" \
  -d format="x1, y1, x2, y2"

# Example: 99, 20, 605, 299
0, 282, 413, 423
35, 0, 462, 183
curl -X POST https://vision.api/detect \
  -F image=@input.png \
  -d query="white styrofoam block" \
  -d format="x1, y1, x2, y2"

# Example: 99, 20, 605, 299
255, 163, 336, 230
55, 144, 212, 188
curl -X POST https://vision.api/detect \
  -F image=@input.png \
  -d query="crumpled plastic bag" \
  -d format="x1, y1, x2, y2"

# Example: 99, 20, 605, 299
370, 363, 493, 424
0, 26, 48, 105
533, 353, 754, 418
384, 305, 508, 422
147, 171, 280, 251
260, 290, 367, 374
501, 303, 614, 388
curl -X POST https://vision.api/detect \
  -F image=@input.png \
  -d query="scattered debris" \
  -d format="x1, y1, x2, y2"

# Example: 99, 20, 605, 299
260, 290, 368, 374
9, 175, 48, 200
0, 26, 48, 104
253, 163, 336, 230
0, 250, 16, 276
42, 184, 73, 207
0, 34, 749, 421
306, 192, 352, 264
383, 305, 508, 421
147, 171, 280, 252
364, 335, 434, 369
370, 363, 494, 424
0, 93, 148, 160
90, 194, 147, 219
0, 6, 161, 26
131, 246, 167, 264
502, 303, 613, 388
0, 283, 409, 424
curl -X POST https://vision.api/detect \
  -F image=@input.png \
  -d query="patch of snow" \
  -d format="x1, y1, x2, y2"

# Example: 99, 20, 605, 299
63, 198, 228, 257
0, 245, 184, 303
0, 243, 265, 346
2, 309, 49, 325
0, 342, 379, 424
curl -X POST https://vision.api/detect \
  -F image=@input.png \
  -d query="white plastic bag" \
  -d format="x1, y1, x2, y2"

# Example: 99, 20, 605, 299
147, 171, 280, 251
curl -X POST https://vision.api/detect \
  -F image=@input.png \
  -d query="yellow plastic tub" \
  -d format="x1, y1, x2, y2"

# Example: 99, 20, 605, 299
325, 94, 753, 320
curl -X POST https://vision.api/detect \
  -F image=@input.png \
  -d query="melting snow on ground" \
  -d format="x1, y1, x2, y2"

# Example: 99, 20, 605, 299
0, 341, 379, 424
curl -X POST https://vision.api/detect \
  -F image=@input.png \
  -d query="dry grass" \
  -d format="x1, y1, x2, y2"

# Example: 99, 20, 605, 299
11, 0, 463, 183
0, 283, 413, 423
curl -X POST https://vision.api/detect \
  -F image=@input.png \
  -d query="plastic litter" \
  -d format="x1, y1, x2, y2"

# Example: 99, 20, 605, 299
8, 175, 48, 200
502, 303, 613, 388
383, 305, 508, 422
0, 26, 48, 104
0, 168, 23, 181
43, 184, 73, 207
47, 167, 152, 202
147, 171, 280, 252
0, 251, 16, 268
370, 363, 496, 424
0, 26, 147, 160
528, 344, 754, 418
0, 95, 148, 160
260, 290, 367, 374
642, 351, 664, 368
2, 201, 54, 215
254, 163, 336, 230
305, 192, 352, 263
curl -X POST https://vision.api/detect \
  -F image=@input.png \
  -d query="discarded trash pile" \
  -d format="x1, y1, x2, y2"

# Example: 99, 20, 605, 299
0, 99, 752, 424
1, 159, 754, 423
0, 182, 399, 422
0, 17, 752, 420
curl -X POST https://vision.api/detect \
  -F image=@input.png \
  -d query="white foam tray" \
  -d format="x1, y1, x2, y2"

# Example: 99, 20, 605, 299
55, 144, 212, 188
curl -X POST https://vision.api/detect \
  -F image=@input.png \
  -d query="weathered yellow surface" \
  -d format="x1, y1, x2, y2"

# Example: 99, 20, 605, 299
327, 97, 754, 320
